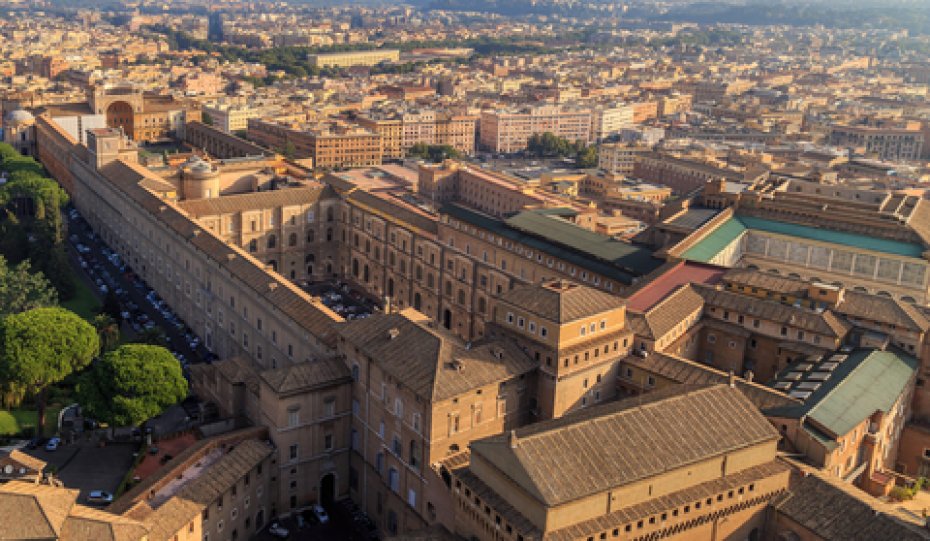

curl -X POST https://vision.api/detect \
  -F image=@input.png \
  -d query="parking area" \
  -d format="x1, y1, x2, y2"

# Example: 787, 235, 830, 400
20, 440, 138, 505
304, 281, 379, 321
252, 499, 378, 541
66, 206, 216, 377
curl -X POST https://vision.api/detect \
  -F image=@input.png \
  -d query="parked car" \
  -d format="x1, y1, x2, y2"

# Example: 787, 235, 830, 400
45, 437, 61, 451
268, 522, 290, 538
311, 503, 330, 524
26, 437, 47, 450
87, 490, 114, 505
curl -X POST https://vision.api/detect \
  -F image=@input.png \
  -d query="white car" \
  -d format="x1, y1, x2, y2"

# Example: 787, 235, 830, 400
311, 503, 330, 524
268, 522, 289, 538
45, 437, 61, 451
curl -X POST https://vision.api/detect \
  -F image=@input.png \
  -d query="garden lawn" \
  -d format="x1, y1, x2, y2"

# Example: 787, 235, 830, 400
0, 405, 63, 436
62, 276, 101, 321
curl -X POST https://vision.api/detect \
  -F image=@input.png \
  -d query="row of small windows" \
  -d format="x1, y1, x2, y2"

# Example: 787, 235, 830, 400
505, 312, 548, 337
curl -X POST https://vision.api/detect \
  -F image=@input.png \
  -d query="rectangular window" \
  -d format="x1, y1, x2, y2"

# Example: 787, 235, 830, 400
289, 444, 298, 460
287, 409, 299, 427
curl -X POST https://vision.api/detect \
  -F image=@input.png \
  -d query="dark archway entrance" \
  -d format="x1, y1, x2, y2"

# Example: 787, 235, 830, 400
105, 101, 134, 139
442, 309, 452, 329
320, 473, 336, 508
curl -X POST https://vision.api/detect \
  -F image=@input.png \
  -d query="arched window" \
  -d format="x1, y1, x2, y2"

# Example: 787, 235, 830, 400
288, 233, 297, 247
363, 265, 370, 282
307, 229, 315, 243
478, 297, 486, 313
351, 364, 360, 381
326, 228, 333, 242
326, 206, 334, 222
413, 293, 422, 310
267, 235, 277, 249
387, 279, 395, 297
352, 259, 359, 277
415, 265, 423, 280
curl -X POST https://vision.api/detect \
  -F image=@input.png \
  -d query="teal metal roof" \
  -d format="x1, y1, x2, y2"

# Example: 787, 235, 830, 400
441, 205, 662, 285
807, 349, 917, 437
681, 217, 746, 263
681, 215, 926, 264
739, 216, 925, 258
769, 349, 917, 439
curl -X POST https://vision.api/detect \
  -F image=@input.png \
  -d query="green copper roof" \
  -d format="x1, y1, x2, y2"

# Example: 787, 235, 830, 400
681, 215, 926, 263
681, 217, 746, 263
806, 349, 917, 437
441, 205, 662, 285
768, 348, 917, 439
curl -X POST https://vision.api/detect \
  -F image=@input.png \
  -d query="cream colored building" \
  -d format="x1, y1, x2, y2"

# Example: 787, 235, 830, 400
309, 49, 400, 68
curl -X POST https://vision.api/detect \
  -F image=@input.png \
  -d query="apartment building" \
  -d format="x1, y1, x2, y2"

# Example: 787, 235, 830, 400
478, 106, 592, 154
829, 122, 925, 162
202, 103, 259, 133
248, 119, 382, 169
597, 143, 649, 176
590, 103, 635, 141
445, 384, 791, 541
356, 110, 477, 159
308, 49, 400, 68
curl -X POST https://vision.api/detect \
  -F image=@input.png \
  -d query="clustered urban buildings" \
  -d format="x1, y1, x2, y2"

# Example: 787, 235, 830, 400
5, 4, 930, 541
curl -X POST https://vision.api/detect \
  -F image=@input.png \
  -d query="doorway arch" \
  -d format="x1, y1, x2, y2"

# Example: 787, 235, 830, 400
320, 473, 336, 508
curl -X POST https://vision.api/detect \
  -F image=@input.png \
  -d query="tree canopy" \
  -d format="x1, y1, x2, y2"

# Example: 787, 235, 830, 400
0, 255, 58, 316
0, 307, 99, 433
0, 143, 74, 300
407, 143, 463, 163
76, 344, 187, 427
526, 132, 598, 168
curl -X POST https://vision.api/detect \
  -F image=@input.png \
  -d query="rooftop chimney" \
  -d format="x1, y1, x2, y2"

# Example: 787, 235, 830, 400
728, 370, 736, 388
509, 430, 518, 448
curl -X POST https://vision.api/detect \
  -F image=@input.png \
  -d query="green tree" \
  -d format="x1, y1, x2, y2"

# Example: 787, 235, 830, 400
76, 344, 187, 427
202, 112, 214, 126
576, 145, 599, 168
0, 307, 99, 435
93, 314, 121, 353
0, 256, 58, 316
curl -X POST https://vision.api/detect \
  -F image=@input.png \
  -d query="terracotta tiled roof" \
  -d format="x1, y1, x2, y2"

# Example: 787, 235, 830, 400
0, 481, 78, 539
770, 471, 930, 540
693, 284, 851, 338
498, 280, 625, 323
627, 284, 704, 340
61, 505, 148, 541
260, 356, 351, 395
619, 352, 799, 411
336, 309, 536, 401
177, 185, 327, 217
836, 290, 930, 332
469, 385, 779, 506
